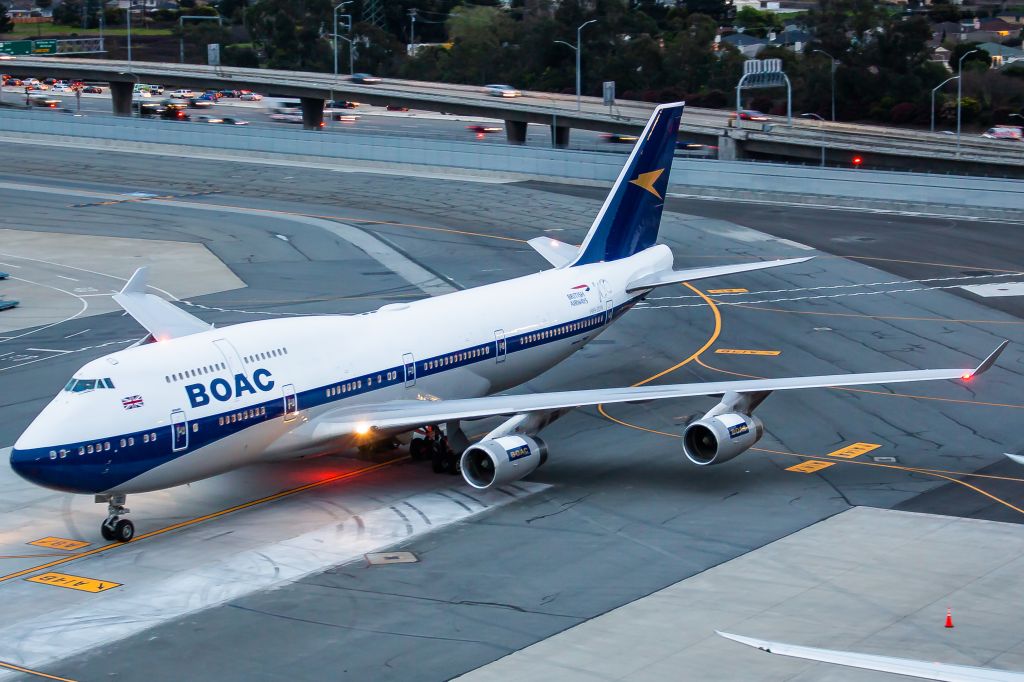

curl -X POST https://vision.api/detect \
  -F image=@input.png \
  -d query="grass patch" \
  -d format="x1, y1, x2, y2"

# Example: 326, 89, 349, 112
2, 23, 173, 37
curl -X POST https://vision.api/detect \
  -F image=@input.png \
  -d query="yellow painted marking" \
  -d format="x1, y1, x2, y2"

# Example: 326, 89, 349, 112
786, 460, 836, 474
707, 288, 748, 294
28, 537, 90, 551
827, 442, 882, 459
628, 169, 665, 199
714, 348, 781, 356
26, 572, 120, 593
0, 660, 77, 682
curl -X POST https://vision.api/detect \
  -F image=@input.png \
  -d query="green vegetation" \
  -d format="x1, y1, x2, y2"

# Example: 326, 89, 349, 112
0, 2, 12, 34
2, 23, 173, 36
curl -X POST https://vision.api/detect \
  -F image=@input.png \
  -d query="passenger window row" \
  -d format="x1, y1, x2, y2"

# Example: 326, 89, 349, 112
524, 319, 593, 345
166, 363, 227, 383
244, 347, 287, 364
218, 406, 266, 426
53, 433, 154, 459
424, 346, 490, 372
326, 379, 363, 398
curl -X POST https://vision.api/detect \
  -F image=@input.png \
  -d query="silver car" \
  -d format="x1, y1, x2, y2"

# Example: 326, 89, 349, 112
485, 84, 521, 97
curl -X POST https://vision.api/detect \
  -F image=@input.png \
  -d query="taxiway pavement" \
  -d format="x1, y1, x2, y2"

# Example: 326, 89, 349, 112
0, 145, 1020, 681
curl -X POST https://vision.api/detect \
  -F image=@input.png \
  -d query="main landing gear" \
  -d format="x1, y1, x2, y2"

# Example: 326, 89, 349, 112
409, 425, 460, 475
97, 494, 135, 542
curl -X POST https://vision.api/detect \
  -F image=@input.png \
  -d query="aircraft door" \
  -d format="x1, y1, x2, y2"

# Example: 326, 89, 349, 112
403, 353, 416, 387
494, 330, 506, 363
282, 384, 298, 421
171, 409, 188, 452
213, 339, 245, 400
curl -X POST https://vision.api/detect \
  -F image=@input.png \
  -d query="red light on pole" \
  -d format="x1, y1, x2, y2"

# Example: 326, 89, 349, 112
852, 155, 863, 168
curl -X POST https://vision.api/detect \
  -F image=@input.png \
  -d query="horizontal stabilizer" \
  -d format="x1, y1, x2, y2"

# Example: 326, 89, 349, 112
527, 237, 578, 268
626, 257, 812, 293
112, 267, 211, 341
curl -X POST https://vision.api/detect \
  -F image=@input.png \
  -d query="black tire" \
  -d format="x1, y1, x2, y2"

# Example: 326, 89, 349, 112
114, 519, 134, 542
431, 448, 445, 474
410, 439, 425, 461
100, 523, 115, 541
442, 452, 458, 475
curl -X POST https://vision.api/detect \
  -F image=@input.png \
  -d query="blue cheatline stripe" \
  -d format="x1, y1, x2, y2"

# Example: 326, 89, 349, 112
12, 299, 638, 493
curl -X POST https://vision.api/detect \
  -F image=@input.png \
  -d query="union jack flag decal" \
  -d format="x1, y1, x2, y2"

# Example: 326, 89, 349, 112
122, 395, 144, 410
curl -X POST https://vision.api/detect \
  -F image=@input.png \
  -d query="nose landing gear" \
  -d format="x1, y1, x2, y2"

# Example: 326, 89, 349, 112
97, 494, 134, 542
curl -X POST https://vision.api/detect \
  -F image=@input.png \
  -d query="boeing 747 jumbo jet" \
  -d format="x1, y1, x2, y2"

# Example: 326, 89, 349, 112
10, 102, 1006, 542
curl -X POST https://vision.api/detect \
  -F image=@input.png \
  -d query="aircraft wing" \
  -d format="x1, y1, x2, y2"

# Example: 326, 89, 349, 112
717, 631, 1024, 682
312, 342, 1006, 439
626, 257, 813, 293
112, 267, 212, 341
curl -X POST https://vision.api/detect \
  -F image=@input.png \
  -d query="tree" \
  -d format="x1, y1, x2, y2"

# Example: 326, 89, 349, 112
950, 42, 993, 70
0, 2, 12, 34
246, 0, 332, 71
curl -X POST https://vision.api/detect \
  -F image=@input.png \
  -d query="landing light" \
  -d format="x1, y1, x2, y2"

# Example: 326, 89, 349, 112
354, 422, 372, 436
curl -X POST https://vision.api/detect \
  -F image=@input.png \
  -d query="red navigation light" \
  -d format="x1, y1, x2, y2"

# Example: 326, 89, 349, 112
961, 372, 973, 381
852, 155, 863, 168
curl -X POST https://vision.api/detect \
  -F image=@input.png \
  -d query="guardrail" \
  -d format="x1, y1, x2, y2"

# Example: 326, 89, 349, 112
0, 109, 1020, 211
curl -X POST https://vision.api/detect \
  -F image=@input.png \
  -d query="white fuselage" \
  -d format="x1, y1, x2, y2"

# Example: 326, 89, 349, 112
12, 246, 674, 495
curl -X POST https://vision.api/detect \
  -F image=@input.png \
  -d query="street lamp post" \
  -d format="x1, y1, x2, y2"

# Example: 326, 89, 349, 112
575, 19, 596, 111
930, 75, 958, 133
333, 2, 351, 81
179, 15, 223, 64
957, 49, 979, 155
812, 49, 837, 122
126, 2, 132, 67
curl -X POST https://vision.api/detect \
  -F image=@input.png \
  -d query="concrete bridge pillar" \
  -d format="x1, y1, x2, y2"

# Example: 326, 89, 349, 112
300, 97, 325, 130
551, 125, 570, 148
717, 134, 746, 161
109, 82, 134, 117
505, 120, 527, 145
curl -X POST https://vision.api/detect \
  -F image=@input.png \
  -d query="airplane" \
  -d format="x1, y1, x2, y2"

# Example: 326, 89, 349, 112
9, 102, 1007, 543
718, 631, 1024, 681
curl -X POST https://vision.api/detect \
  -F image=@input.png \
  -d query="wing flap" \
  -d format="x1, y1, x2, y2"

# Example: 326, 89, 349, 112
112, 267, 211, 341
626, 257, 813, 293
312, 345, 1004, 439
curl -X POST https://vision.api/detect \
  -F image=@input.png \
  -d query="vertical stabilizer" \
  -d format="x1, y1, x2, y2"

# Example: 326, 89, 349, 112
570, 102, 684, 267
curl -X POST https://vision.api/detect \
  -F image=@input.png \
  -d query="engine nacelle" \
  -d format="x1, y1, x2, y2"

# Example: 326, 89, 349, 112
460, 435, 548, 491
682, 413, 764, 466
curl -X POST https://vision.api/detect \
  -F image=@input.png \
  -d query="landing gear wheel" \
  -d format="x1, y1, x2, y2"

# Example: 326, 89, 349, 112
113, 519, 134, 542
101, 523, 115, 541
442, 452, 459, 475
431, 447, 445, 474
410, 438, 425, 461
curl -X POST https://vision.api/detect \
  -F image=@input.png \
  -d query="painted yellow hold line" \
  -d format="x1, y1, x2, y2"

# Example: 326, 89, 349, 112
828, 442, 882, 459
786, 460, 836, 474
707, 288, 748, 294
28, 537, 90, 552
714, 348, 781, 356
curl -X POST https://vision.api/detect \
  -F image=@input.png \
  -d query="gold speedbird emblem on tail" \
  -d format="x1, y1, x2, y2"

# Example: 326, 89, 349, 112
628, 169, 664, 199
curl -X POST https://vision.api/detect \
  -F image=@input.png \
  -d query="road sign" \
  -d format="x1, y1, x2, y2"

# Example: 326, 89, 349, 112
0, 40, 32, 56
32, 39, 58, 55
207, 43, 220, 66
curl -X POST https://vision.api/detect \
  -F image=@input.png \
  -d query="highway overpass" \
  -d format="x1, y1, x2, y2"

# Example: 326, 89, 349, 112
4, 57, 1021, 176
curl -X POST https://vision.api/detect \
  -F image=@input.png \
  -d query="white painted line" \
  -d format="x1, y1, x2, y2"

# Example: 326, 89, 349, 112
63, 329, 90, 339
274, 234, 290, 242
56, 275, 79, 282
25, 348, 72, 354
0, 263, 21, 269
961, 282, 1024, 297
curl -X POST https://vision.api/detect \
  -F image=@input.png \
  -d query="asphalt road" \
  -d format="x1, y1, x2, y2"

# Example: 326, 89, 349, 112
0, 144, 1021, 681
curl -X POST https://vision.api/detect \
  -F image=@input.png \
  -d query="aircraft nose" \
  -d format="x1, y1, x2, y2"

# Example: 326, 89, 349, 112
9, 444, 97, 494
9, 446, 48, 487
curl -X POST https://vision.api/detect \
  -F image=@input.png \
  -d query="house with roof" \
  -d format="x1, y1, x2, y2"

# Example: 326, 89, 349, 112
978, 41, 1024, 67
720, 32, 770, 58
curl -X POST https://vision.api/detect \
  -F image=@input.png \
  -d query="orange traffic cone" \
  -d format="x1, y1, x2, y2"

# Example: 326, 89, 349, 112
945, 607, 954, 629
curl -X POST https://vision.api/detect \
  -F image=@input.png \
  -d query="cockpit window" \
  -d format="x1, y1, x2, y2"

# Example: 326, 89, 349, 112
64, 378, 115, 393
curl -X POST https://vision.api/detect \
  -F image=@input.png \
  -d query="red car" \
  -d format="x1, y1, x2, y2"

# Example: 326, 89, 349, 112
729, 109, 770, 122
467, 125, 502, 134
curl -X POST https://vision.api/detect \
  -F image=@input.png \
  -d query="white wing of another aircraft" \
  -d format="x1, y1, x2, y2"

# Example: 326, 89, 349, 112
313, 342, 1007, 440
112, 267, 212, 341
717, 631, 1024, 682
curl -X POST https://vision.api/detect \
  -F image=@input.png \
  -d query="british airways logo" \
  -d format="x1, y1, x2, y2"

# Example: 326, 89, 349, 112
567, 284, 591, 307
185, 369, 275, 408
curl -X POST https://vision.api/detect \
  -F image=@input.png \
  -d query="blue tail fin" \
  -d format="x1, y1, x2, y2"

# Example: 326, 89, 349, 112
570, 102, 684, 267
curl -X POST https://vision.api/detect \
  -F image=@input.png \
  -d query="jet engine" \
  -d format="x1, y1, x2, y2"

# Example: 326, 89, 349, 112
460, 435, 548, 491
682, 412, 764, 466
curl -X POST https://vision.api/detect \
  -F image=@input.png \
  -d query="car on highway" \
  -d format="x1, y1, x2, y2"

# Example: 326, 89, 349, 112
187, 97, 215, 109
602, 133, 640, 143
326, 99, 358, 109
466, 124, 502, 134
0, 55, 14, 61
351, 73, 382, 84
3, 76, 22, 86
484, 84, 521, 98
42, 77, 57, 85
981, 125, 1022, 141
25, 83, 49, 92
50, 84, 74, 94
239, 92, 263, 101
28, 96, 60, 108
386, 104, 409, 111
194, 115, 248, 125
168, 88, 195, 99
218, 89, 240, 98
729, 109, 770, 122
82, 85, 103, 94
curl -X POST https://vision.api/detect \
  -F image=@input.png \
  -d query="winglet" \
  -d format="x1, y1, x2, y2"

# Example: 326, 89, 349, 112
120, 266, 149, 296
1005, 453, 1024, 466
966, 340, 1008, 379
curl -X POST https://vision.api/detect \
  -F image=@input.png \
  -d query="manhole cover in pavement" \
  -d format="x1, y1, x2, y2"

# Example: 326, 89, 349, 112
366, 551, 419, 565
873, 456, 898, 464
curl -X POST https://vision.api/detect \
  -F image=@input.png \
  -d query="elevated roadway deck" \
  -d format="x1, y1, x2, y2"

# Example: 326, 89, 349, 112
3, 57, 1021, 175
